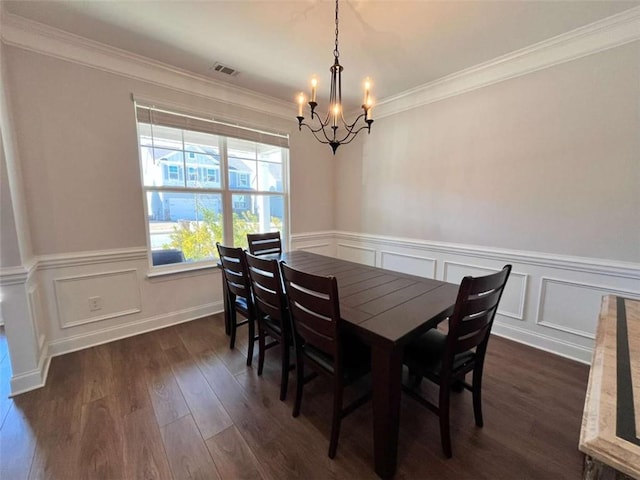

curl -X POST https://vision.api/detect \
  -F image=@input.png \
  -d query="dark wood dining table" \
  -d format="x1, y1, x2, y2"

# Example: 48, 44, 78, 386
259, 250, 460, 478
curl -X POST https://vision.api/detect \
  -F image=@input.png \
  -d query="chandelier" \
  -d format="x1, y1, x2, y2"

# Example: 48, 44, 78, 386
296, 0, 374, 155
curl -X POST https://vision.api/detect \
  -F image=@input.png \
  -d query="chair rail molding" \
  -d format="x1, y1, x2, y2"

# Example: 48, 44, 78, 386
332, 231, 640, 279
37, 247, 148, 270
0, 264, 30, 286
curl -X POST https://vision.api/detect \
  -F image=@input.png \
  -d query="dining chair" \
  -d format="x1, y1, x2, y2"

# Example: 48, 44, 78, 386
245, 252, 294, 401
280, 263, 371, 459
216, 243, 257, 366
247, 231, 282, 256
402, 265, 512, 458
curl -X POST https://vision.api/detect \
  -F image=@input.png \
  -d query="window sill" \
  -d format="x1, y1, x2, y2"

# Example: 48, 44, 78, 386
146, 261, 219, 279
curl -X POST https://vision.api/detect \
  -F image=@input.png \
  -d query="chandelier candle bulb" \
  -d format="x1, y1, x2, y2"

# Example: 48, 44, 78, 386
311, 77, 318, 103
366, 98, 374, 120
298, 93, 305, 117
363, 79, 371, 105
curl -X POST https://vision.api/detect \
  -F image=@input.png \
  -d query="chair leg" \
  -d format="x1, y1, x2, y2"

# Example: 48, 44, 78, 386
439, 383, 453, 458
292, 350, 304, 417
246, 317, 255, 367
257, 326, 266, 375
280, 340, 290, 401
451, 377, 465, 393
229, 308, 237, 350
472, 365, 484, 428
328, 379, 344, 459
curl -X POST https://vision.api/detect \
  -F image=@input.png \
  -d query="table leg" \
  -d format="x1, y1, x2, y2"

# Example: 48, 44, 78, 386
371, 342, 403, 479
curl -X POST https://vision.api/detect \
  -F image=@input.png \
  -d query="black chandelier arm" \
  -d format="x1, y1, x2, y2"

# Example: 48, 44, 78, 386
296, 120, 334, 145
300, 117, 334, 139
297, 116, 373, 154
341, 111, 367, 132
334, 120, 374, 145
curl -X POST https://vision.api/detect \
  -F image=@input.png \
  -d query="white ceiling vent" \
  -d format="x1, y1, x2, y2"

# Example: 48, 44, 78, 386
210, 62, 239, 76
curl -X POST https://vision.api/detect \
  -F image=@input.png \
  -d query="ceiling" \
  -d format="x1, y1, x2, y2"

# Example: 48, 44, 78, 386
4, 1, 639, 109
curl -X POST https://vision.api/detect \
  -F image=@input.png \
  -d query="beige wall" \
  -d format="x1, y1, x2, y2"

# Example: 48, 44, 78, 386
335, 42, 640, 263
4, 46, 334, 257
1, 41, 29, 268
289, 126, 336, 235
0, 134, 21, 267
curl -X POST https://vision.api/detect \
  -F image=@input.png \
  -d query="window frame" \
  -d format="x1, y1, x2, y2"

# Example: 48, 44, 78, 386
134, 105, 290, 274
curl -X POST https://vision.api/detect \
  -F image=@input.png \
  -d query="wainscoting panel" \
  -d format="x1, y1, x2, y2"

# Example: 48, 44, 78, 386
291, 232, 336, 258
294, 243, 333, 256
337, 243, 376, 266
27, 284, 46, 356
54, 269, 142, 328
535, 277, 640, 339
380, 251, 437, 278
443, 261, 528, 320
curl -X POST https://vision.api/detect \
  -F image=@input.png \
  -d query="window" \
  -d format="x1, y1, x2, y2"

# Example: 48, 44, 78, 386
136, 104, 289, 268
166, 165, 181, 181
205, 168, 219, 183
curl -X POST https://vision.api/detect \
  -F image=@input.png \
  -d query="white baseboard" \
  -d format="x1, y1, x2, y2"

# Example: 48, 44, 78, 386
10, 343, 51, 396
491, 322, 593, 365
48, 301, 224, 358
10, 302, 223, 395
9, 301, 223, 396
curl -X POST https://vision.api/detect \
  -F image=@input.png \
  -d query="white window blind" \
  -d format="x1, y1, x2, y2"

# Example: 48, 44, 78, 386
135, 105, 289, 148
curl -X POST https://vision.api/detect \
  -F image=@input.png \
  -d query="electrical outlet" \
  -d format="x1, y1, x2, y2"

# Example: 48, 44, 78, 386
88, 296, 102, 312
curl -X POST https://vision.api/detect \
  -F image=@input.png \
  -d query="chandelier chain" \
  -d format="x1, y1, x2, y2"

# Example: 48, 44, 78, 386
333, 0, 340, 58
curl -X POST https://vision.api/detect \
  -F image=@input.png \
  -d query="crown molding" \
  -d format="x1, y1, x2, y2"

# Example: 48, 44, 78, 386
375, 6, 640, 119
0, 12, 295, 120
1, 7, 639, 124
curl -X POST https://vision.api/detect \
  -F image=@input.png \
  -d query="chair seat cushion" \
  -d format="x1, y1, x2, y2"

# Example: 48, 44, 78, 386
234, 295, 250, 316
302, 332, 371, 383
404, 329, 475, 377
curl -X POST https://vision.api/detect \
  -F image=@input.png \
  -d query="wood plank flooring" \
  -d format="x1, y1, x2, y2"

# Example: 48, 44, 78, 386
0, 315, 589, 479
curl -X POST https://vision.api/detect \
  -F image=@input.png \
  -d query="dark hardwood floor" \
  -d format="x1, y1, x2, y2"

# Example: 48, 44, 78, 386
0, 315, 589, 479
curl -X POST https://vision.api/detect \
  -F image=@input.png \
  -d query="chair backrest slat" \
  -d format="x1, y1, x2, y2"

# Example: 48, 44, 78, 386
247, 232, 282, 256
246, 253, 287, 325
281, 263, 340, 360
217, 243, 252, 300
456, 310, 495, 340
445, 265, 511, 362
454, 324, 492, 354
